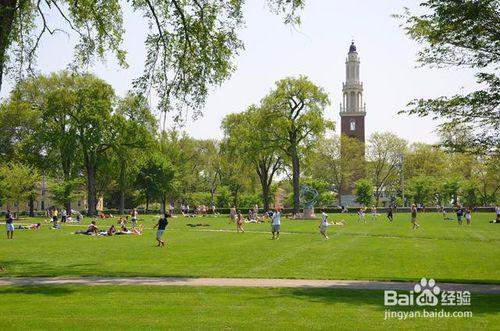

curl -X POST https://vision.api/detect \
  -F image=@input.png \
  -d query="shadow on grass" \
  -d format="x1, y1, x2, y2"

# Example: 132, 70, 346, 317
284, 288, 500, 318
0, 285, 74, 296
0, 259, 100, 276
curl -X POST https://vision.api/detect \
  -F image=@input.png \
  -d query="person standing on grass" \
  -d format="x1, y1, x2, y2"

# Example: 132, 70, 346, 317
61, 208, 67, 223
52, 208, 59, 224
131, 208, 138, 227
465, 207, 472, 226
371, 205, 377, 221
319, 210, 330, 240
5, 209, 14, 239
271, 208, 281, 240
153, 213, 170, 247
387, 206, 394, 222
236, 210, 245, 233
357, 207, 366, 223
441, 205, 447, 220
456, 205, 464, 225
229, 206, 236, 223
411, 204, 420, 229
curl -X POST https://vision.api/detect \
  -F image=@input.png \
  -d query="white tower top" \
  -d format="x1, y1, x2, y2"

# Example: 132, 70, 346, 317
340, 42, 366, 115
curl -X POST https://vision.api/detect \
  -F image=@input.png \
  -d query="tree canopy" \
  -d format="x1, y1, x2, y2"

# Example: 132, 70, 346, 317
0, 0, 305, 121
397, 0, 500, 154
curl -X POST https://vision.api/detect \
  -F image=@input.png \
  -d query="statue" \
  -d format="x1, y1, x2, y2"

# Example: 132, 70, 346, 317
300, 185, 318, 219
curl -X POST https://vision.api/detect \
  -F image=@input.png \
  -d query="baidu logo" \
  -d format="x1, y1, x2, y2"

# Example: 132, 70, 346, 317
384, 278, 470, 307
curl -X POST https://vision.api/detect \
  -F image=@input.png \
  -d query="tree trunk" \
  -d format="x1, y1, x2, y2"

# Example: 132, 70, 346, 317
210, 187, 215, 207
66, 202, 71, 217
257, 162, 271, 212
86, 164, 97, 216
0, 0, 17, 92
62, 145, 72, 216
161, 193, 166, 214
29, 195, 34, 217
291, 148, 300, 214
119, 191, 125, 215
118, 158, 125, 214
232, 188, 239, 207
145, 194, 149, 214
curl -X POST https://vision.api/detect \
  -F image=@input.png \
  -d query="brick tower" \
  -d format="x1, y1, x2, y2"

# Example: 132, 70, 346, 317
339, 42, 366, 204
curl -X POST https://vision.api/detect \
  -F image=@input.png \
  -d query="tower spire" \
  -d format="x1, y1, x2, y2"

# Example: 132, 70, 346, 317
339, 41, 367, 204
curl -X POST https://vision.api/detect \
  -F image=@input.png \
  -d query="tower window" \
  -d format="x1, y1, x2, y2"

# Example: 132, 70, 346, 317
350, 120, 356, 131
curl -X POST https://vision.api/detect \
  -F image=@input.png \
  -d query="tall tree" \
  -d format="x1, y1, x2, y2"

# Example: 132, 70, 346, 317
222, 106, 283, 211
309, 135, 364, 205
219, 142, 255, 207
261, 76, 332, 213
354, 178, 373, 206
0, 0, 304, 119
158, 130, 202, 204
366, 132, 407, 206
6, 72, 82, 215
113, 93, 156, 214
404, 143, 448, 179
197, 139, 222, 208
65, 74, 116, 216
135, 153, 175, 213
407, 175, 436, 205
397, 0, 500, 153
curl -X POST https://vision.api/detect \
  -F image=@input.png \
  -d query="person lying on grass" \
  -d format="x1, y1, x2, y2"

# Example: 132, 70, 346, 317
16, 223, 41, 229
98, 225, 116, 236
115, 224, 144, 235
74, 221, 99, 235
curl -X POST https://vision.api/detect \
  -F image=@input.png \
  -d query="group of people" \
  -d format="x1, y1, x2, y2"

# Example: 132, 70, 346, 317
74, 220, 144, 236
47, 207, 83, 226
439, 205, 473, 225
357, 206, 395, 222
5, 203, 500, 241
179, 204, 218, 217
229, 205, 268, 233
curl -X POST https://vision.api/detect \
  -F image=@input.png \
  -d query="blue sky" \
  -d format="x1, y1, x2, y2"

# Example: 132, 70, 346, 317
2, 1, 479, 144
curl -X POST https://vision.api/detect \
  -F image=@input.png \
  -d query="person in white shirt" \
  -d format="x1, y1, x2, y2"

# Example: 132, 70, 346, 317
319, 211, 330, 240
358, 207, 366, 222
370, 206, 377, 221
131, 208, 138, 227
271, 208, 281, 240
253, 204, 259, 220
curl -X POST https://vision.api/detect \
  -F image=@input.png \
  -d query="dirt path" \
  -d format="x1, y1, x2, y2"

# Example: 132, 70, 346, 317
0, 277, 499, 294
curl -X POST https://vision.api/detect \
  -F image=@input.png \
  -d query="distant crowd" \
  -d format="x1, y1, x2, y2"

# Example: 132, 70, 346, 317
4, 203, 500, 242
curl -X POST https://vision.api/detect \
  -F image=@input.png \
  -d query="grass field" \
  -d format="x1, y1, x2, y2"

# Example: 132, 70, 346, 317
1, 212, 499, 283
0, 286, 498, 330
2, 212, 500, 329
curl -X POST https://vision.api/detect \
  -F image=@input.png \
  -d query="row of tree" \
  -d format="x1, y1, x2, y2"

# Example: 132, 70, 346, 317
1, 72, 498, 217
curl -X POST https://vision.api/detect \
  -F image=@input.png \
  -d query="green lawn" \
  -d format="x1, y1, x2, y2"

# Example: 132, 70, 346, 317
1, 212, 499, 283
0, 285, 498, 330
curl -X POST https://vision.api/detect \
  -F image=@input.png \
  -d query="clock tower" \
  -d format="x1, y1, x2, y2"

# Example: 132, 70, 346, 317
340, 41, 365, 142
339, 42, 366, 201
